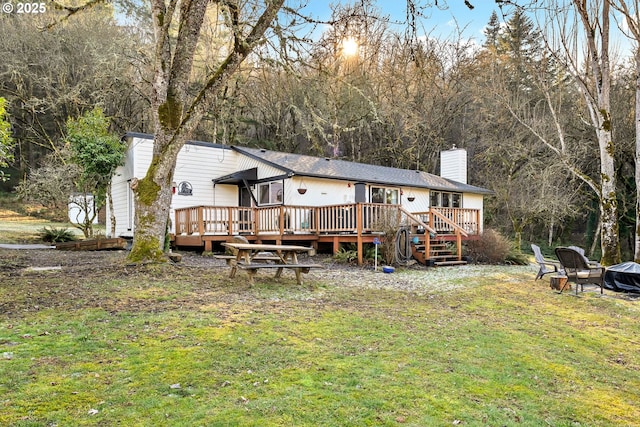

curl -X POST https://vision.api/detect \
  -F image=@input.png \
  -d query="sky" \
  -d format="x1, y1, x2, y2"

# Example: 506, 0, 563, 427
298, 0, 507, 44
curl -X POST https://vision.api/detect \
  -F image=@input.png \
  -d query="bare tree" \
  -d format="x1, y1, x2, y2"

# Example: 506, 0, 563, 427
610, 0, 640, 262
111, 0, 286, 262
513, 0, 621, 264
0, 6, 147, 170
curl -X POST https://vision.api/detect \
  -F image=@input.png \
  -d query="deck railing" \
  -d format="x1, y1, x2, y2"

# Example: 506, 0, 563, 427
412, 208, 479, 235
175, 204, 479, 237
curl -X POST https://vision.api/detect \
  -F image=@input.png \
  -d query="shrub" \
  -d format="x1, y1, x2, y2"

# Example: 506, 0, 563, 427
333, 243, 381, 265
364, 243, 381, 264
334, 245, 359, 264
39, 226, 77, 243
465, 228, 526, 265
505, 250, 529, 265
370, 208, 402, 266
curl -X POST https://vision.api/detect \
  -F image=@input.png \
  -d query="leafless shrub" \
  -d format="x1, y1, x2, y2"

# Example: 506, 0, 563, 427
465, 228, 514, 265
370, 208, 402, 266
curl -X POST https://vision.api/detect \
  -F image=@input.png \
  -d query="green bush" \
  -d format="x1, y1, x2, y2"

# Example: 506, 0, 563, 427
333, 245, 359, 264
505, 250, 529, 265
39, 226, 77, 243
333, 243, 381, 265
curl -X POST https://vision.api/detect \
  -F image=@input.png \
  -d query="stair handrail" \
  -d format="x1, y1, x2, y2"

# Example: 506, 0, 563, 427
398, 206, 437, 235
430, 208, 469, 237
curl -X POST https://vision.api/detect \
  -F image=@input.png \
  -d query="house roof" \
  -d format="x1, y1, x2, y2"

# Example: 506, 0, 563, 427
122, 133, 491, 195
233, 146, 492, 195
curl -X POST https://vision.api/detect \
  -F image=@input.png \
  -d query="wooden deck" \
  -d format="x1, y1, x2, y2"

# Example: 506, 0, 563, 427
173, 203, 480, 265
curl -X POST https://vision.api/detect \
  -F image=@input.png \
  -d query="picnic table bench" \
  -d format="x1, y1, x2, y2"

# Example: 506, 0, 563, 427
213, 254, 281, 265
220, 242, 324, 285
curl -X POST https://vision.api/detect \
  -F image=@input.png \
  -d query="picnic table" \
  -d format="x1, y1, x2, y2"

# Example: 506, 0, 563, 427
219, 242, 323, 285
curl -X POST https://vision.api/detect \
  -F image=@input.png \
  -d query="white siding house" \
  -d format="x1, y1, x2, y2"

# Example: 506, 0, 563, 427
108, 133, 491, 240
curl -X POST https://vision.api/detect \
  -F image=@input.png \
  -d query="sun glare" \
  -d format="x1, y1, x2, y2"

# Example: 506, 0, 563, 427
342, 37, 359, 57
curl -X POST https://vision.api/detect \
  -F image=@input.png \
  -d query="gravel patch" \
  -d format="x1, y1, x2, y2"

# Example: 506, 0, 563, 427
309, 262, 536, 294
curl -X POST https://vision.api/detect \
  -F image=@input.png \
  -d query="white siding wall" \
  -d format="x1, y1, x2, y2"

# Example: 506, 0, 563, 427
285, 177, 432, 213
401, 188, 430, 212
172, 143, 239, 213
108, 142, 139, 237
285, 177, 353, 206
440, 148, 467, 184
237, 154, 284, 179
108, 136, 238, 237
463, 193, 484, 233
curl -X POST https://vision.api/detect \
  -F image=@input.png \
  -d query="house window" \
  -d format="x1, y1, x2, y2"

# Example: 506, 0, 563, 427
258, 181, 284, 205
430, 191, 462, 208
371, 186, 399, 204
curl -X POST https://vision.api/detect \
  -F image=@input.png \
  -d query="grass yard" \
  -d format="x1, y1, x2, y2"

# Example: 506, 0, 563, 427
0, 208, 87, 244
1, 249, 639, 426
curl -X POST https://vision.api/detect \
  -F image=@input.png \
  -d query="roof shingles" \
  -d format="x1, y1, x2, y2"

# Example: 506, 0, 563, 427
234, 146, 491, 195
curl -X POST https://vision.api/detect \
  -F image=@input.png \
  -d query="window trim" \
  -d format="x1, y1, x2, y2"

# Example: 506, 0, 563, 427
257, 180, 284, 206
430, 190, 463, 208
370, 186, 400, 205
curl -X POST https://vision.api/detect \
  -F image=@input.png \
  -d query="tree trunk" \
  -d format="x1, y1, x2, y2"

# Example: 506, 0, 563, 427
108, 183, 117, 238
576, 0, 620, 265
589, 216, 601, 258
635, 49, 640, 262
128, 133, 182, 263
599, 140, 620, 264
123, 0, 285, 263
607, 1, 640, 262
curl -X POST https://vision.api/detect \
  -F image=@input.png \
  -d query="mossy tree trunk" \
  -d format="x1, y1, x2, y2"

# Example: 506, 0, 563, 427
636, 48, 640, 263
128, 135, 182, 263
609, 1, 640, 262
597, 125, 620, 265
576, 0, 620, 265
127, 0, 285, 263
525, 0, 621, 265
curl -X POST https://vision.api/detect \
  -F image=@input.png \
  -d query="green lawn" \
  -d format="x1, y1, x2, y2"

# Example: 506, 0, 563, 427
1, 254, 639, 426
0, 205, 89, 244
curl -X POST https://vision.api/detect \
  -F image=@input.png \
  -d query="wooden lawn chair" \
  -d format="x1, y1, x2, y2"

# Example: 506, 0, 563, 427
532, 244, 561, 280
567, 245, 601, 268
555, 247, 605, 295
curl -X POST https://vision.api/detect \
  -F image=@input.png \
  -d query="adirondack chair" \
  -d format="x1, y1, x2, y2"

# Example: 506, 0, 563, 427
532, 244, 561, 280
567, 245, 601, 268
555, 247, 605, 295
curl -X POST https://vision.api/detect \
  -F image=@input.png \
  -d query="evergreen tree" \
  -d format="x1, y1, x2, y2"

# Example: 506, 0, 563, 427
0, 97, 13, 182
483, 11, 501, 51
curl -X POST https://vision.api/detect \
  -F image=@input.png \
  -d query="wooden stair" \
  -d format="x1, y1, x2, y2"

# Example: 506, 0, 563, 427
410, 234, 467, 267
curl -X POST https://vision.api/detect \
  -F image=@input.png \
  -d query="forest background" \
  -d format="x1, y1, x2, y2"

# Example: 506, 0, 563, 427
1, 0, 638, 261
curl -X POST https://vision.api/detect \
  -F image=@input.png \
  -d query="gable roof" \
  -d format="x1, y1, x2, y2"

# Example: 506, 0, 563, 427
233, 146, 492, 195
122, 133, 491, 195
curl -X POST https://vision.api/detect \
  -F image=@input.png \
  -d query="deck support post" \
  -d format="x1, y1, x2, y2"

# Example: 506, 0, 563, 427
425, 235, 431, 263
314, 207, 320, 236
356, 203, 363, 266
198, 207, 204, 235
227, 207, 233, 235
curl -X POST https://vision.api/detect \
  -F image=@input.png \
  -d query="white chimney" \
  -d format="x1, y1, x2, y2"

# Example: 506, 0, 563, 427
440, 146, 467, 184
